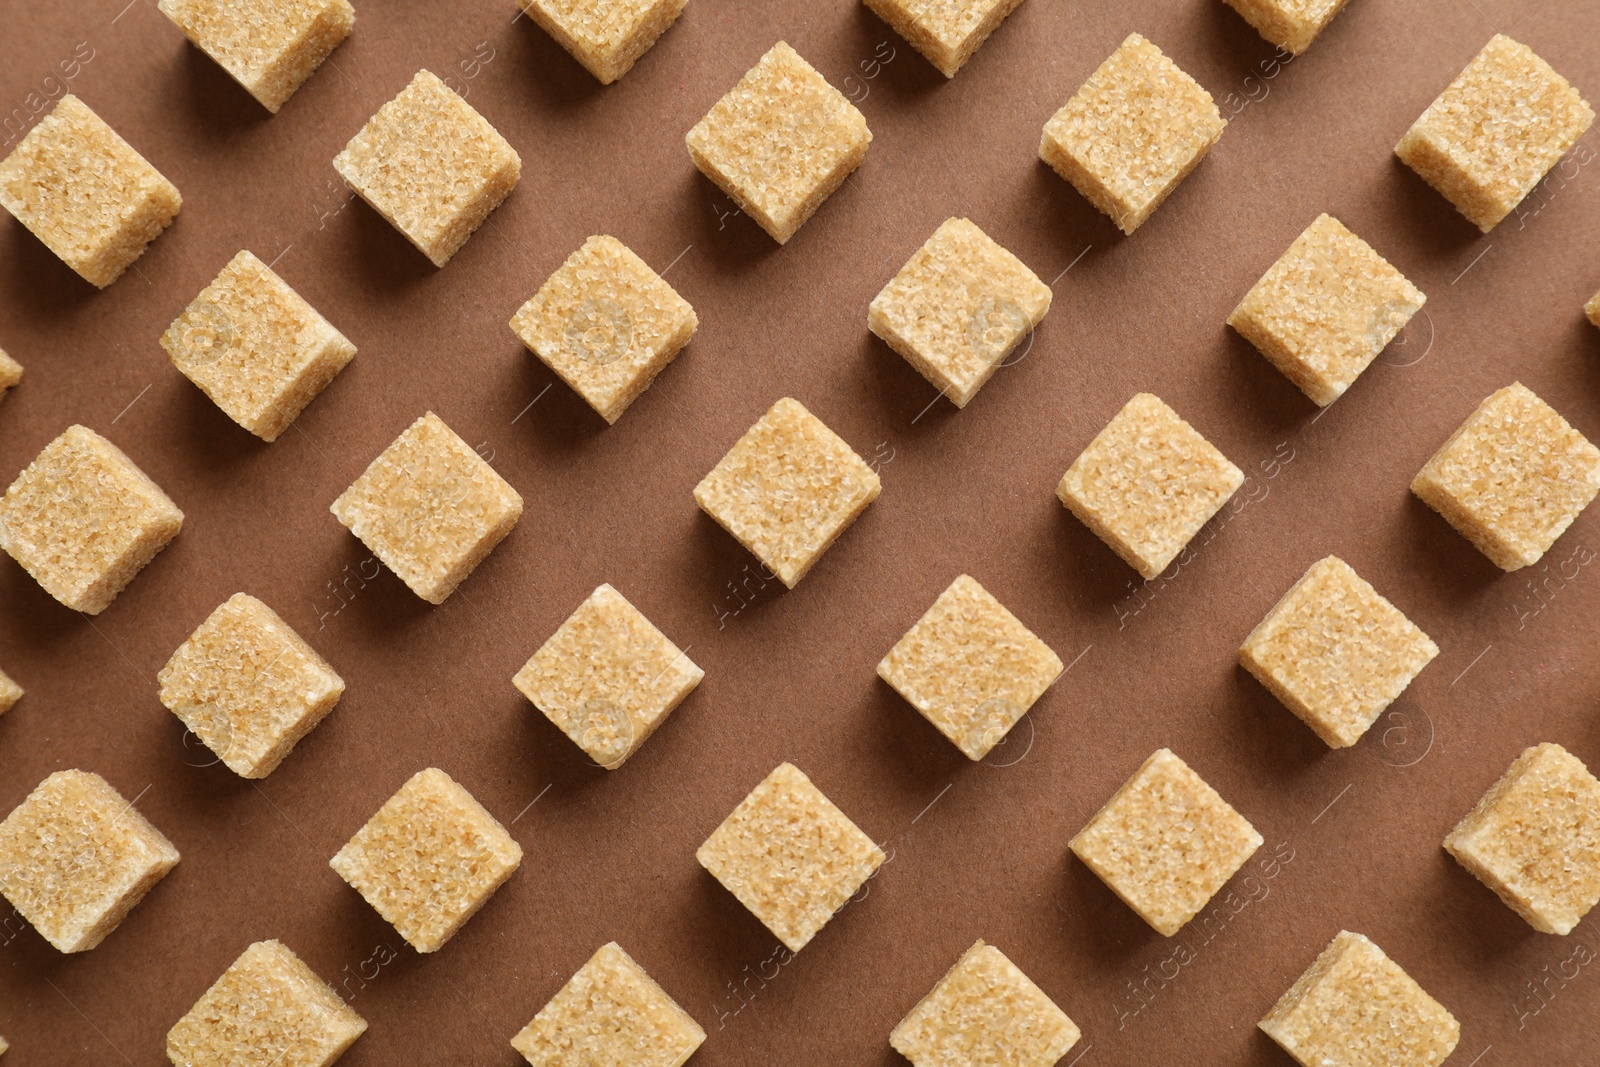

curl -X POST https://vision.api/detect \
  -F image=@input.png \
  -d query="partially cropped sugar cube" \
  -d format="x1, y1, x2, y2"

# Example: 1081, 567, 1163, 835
509, 235, 697, 424
1057, 393, 1243, 579
863, 0, 1029, 77
167, 939, 368, 1067
162, 250, 356, 441
877, 574, 1063, 761
1240, 556, 1438, 749
519, 0, 686, 84
0, 425, 183, 614
334, 70, 520, 266
1445, 743, 1600, 935
1040, 34, 1225, 235
331, 411, 523, 604
868, 217, 1052, 408
1220, 0, 1351, 55
0, 1035, 6, 1055
1396, 35, 1594, 232
697, 763, 884, 951
510, 942, 705, 1067
158, 0, 354, 112
693, 397, 881, 587
0, 348, 21, 403
0, 95, 181, 287
1586, 288, 1600, 328
1412, 383, 1600, 571
0, 666, 19, 715
330, 768, 522, 953
0, 770, 179, 953
1229, 214, 1425, 406
513, 583, 703, 770
686, 42, 870, 244
1260, 931, 1459, 1067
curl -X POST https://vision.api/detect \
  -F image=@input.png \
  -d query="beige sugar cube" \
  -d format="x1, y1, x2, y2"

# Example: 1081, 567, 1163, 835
158, 593, 346, 779
0, 425, 183, 614
0, 666, 19, 715
166, 939, 368, 1067
158, 0, 354, 112
1057, 393, 1243, 579
1039, 34, 1225, 235
1445, 743, 1600, 935
1412, 383, 1600, 571
686, 42, 870, 244
510, 941, 705, 1067
1240, 556, 1438, 749
1586, 287, 1600, 328
0, 348, 21, 402
1220, 0, 1351, 55
519, 0, 686, 84
693, 397, 881, 587
1260, 931, 1459, 1067
0, 770, 180, 953
0, 95, 181, 287
0, 1035, 6, 1055
329, 768, 522, 953
162, 250, 356, 441
863, 0, 1030, 78
333, 70, 520, 267
868, 217, 1052, 408
697, 763, 884, 952
509, 235, 698, 424
1396, 35, 1594, 232
1228, 214, 1426, 406
330, 411, 523, 604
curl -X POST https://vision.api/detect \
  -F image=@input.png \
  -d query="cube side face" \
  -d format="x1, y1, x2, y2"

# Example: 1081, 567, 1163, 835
522, 0, 687, 84
157, 0, 354, 112
0, 667, 20, 714
0, 349, 22, 395
1221, 0, 1351, 55
862, 0, 1028, 77
1587, 288, 1600, 328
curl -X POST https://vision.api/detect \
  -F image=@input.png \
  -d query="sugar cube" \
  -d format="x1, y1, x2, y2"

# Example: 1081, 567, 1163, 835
519, 0, 686, 84
157, 0, 354, 112
862, 0, 1029, 78
0, 667, 19, 715
0, 348, 21, 402
0, 1035, 6, 1055
1220, 0, 1351, 55
1586, 287, 1600, 328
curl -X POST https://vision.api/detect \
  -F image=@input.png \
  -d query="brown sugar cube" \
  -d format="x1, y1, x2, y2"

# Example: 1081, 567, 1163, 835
510, 941, 705, 1067
330, 411, 523, 604
1228, 214, 1426, 407
1057, 393, 1243, 579
333, 70, 520, 267
697, 763, 884, 951
1445, 743, 1600, 935
0, 666, 19, 715
863, 0, 1029, 78
0, 425, 183, 614
0, 95, 181, 287
693, 397, 881, 587
519, 0, 686, 84
868, 217, 1052, 409
158, 593, 346, 779
157, 0, 354, 112
686, 42, 870, 244
162, 250, 357, 441
0, 347, 21, 403
329, 768, 522, 953
1396, 35, 1594, 232
166, 939, 368, 1067
1586, 288, 1600, 329
1260, 931, 1459, 1067
509, 235, 698, 424
1239, 556, 1438, 749
1039, 34, 1225, 235
1220, 0, 1351, 55
1412, 382, 1600, 571
0, 770, 179, 953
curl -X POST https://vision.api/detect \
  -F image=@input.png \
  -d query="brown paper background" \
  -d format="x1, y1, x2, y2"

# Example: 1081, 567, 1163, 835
2, 0, 1600, 1063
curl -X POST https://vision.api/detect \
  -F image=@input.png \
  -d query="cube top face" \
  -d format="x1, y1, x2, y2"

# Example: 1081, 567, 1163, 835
509, 235, 698, 424
0, 348, 21, 394
686, 41, 871, 243
0, 94, 181, 287
1260, 931, 1460, 1067
1070, 749, 1262, 936
330, 411, 523, 604
520, 0, 687, 84
1445, 743, 1600, 935
511, 942, 706, 1067
1057, 393, 1243, 579
333, 70, 521, 266
1397, 35, 1594, 232
1040, 34, 1225, 235
157, 0, 354, 112
162, 250, 357, 441
513, 583, 704, 770
863, 0, 1029, 78
166, 939, 368, 1067
890, 940, 1080, 1067
877, 574, 1063, 761
1220, 0, 1350, 55
1240, 556, 1438, 749
0, 424, 184, 614
329, 768, 522, 953
868, 217, 1053, 408
693, 397, 881, 587
1229, 214, 1425, 407
0, 666, 20, 715
696, 762, 884, 952
1412, 383, 1600, 571
0, 770, 180, 953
